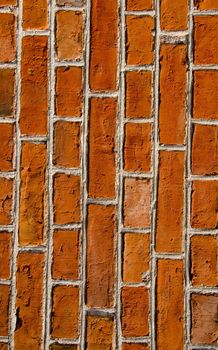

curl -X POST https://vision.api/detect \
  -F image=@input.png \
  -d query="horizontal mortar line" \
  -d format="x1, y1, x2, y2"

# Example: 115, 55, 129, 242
192, 64, 218, 70
124, 117, 154, 123
122, 337, 151, 343
0, 117, 16, 123
189, 175, 218, 181
155, 253, 185, 260
87, 197, 118, 206
51, 280, 82, 287
0, 62, 16, 69
53, 116, 83, 122
54, 5, 86, 12
0, 336, 8, 343
123, 171, 153, 179
192, 118, 218, 126
85, 307, 115, 316
89, 91, 119, 98
158, 144, 186, 151
53, 223, 82, 230
188, 287, 218, 295
160, 30, 189, 36
190, 345, 218, 350
124, 10, 155, 16
121, 282, 149, 288
18, 246, 46, 253
0, 280, 11, 285
193, 10, 218, 15
52, 167, 81, 176
0, 7, 16, 13
54, 60, 84, 67
0, 225, 14, 232
124, 64, 154, 72
121, 227, 150, 234
49, 338, 80, 345
22, 30, 50, 37
0, 171, 16, 178
20, 135, 48, 142
189, 229, 218, 236
160, 36, 188, 45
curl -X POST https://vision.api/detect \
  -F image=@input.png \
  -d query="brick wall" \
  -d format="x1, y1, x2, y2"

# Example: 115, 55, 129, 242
0, 0, 217, 349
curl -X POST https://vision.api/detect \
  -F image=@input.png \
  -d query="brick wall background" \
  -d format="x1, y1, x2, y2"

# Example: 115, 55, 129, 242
0, 0, 217, 349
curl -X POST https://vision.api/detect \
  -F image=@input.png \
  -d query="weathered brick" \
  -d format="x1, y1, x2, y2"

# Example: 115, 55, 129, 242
87, 204, 115, 308
89, 98, 116, 199
122, 286, 149, 337
0, 178, 13, 225
194, 0, 218, 10
126, 16, 154, 65
23, 0, 48, 30
86, 315, 114, 350
156, 151, 184, 253
52, 230, 80, 280
123, 233, 150, 283
50, 345, 78, 350
124, 178, 150, 228
56, 67, 83, 117
53, 121, 80, 169
56, 11, 83, 61
122, 345, 149, 350
124, 123, 151, 172
19, 143, 47, 246
125, 71, 152, 118
0, 0, 16, 5
90, 0, 118, 91
0, 285, 10, 337
193, 70, 218, 120
57, 0, 84, 5
0, 13, 16, 63
159, 44, 187, 145
0, 123, 14, 172
51, 285, 79, 339
157, 259, 184, 350
191, 181, 218, 229
0, 344, 8, 350
191, 294, 218, 345
14, 252, 44, 350
191, 235, 217, 287
0, 69, 15, 118
53, 174, 81, 224
0, 232, 11, 279
160, 0, 188, 30
20, 36, 48, 135
127, 0, 152, 10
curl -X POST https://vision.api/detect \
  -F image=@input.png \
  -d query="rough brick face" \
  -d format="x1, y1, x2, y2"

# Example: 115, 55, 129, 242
122, 345, 149, 350
0, 232, 11, 279
160, 0, 188, 30
86, 315, 114, 349
0, 285, 10, 336
0, 123, 14, 172
22, 0, 48, 30
0, 69, 15, 118
194, 0, 218, 10
127, 0, 153, 10
0, 0, 16, 5
0, 178, 13, 225
0, 13, 16, 63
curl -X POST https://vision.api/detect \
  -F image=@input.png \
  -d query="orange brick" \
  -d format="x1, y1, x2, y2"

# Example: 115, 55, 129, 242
194, 0, 218, 10
0, 285, 10, 337
53, 121, 80, 168
50, 345, 78, 350
51, 285, 79, 339
160, 0, 188, 30
191, 235, 217, 287
127, 0, 153, 10
125, 71, 152, 118
126, 16, 154, 65
193, 70, 218, 120
89, 98, 117, 199
20, 36, 48, 135
52, 230, 80, 280
192, 124, 218, 176
15, 252, 44, 350
23, 0, 48, 30
156, 151, 184, 253
0, 69, 15, 118
123, 233, 150, 283
56, 67, 83, 117
159, 44, 187, 145
122, 287, 149, 337
87, 204, 115, 308
191, 181, 218, 229
53, 174, 80, 224
86, 315, 114, 350
57, 0, 84, 5
19, 143, 47, 246
157, 259, 184, 350
124, 178, 150, 228
0, 0, 16, 5
0, 123, 14, 172
191, 294, 218, 344
122, 345, 149, 350
0, 178, 13, 225
0, 232, 11, 279
56, 11, 83, 60
0, 344, 8, 350
90, 0, 118, 91
0, 13, 16, 63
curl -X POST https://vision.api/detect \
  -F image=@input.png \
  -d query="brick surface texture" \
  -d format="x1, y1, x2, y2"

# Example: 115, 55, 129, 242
0, 0, 217, 349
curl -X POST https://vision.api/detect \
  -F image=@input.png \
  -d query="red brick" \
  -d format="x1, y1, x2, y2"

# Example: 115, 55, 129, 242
126, 16, 154, 65
123, 233, 150, 283
0, 232, 11, 279
194, 0, 218, 10
14, 252, 44, 350
191, 294, 218, 345
90, 0, 118, 91
53, 174, 81, 225
127, 0, 152, 10
50, 345, 78, 350
125, 71, 152, 119
53, 121, 80, 169
89, 98, 117, 199
157, 259, 184, 350
122, 345, 149, 350
51, 285, 79, 339
20, 36, 48, 135
122, 287, 149, 337
0, 13, 16, 63
159, 44, 187, 145
0, 344, 8, 350
52, 230, 80, 280
0, 123, 14, 172
86, 315, 114, 350
56, 11, 83, 61
57, 0, 84, 5
193, 70, 218, 120
0, 285, 10, 337
124, 178, 150, 228
0, 69, 15, 118
156, 151, 184, 253
0, 178, 13, 225
23, 0, 48, 30
191, 181, 218, 229
160, 0, 188, 30
87, 204, 115, 308
0, 0, 16, 5
56, 67, 83, 117
19, 143, 47, 246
